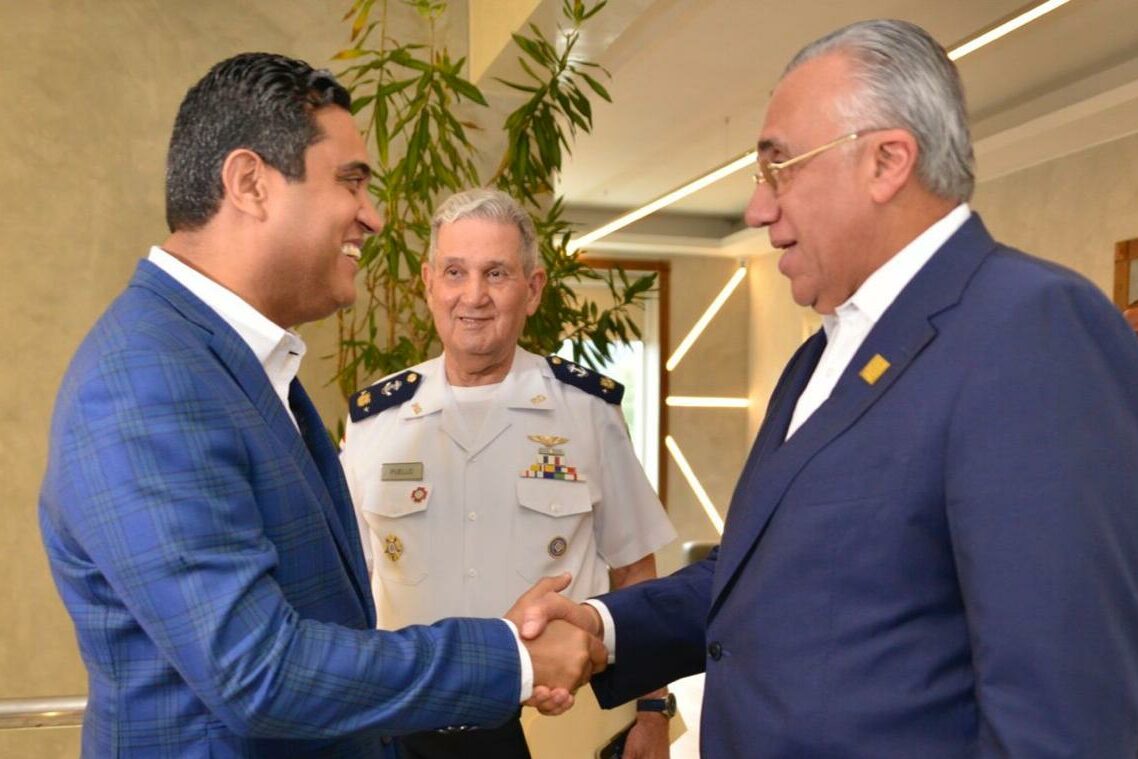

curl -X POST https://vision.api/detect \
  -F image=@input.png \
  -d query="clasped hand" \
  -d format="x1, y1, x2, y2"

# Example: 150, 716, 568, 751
504, 573, 606, 716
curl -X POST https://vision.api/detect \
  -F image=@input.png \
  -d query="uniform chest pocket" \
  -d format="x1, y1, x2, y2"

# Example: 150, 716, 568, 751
361, 482, 432, 585
513, 479, 595, 584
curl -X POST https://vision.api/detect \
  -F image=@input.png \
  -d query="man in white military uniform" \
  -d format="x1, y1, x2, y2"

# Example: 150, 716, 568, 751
341, 188, 677, 759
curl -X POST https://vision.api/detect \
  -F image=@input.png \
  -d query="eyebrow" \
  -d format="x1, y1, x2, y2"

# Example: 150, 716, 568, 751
338, 160, 372, 177
438, 256, 513, 269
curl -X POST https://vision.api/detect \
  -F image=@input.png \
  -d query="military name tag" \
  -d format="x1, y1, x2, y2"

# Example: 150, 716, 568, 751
382, 462, 424, 481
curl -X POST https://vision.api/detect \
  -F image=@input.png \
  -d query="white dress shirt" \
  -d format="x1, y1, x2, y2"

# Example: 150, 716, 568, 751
148, 246, 306, 428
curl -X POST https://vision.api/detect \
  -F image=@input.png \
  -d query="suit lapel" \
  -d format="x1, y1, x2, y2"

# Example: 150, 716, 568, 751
709, 215, 999, 615
751, 330, 827, 465
289, 380, 375, 619
132, 261, 374, 619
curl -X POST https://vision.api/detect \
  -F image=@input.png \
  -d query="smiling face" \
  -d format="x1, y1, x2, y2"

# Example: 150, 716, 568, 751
423, 217, 546, 384
743, 52, 880, 314
260, 106, 381, 327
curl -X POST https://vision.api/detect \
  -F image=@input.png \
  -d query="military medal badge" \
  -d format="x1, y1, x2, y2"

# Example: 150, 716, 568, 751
384, 534, 404, 563
521, 434, 584, 481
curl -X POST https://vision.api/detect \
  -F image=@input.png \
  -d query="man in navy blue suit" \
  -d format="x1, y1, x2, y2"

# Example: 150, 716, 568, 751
39, 52, 601, 758
519, 19, 1138, 758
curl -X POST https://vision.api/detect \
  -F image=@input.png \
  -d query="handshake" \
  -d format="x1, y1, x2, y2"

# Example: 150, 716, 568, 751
504, 573, 607, 716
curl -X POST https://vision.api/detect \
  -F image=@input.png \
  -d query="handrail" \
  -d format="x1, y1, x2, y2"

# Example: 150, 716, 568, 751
0, 696, 86, 730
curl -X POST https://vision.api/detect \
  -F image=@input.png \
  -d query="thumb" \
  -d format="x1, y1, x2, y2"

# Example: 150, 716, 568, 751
532, 571, 571, 596
519, 573, 571, 639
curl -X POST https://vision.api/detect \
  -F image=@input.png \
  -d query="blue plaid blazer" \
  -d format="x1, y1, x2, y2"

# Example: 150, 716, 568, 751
40, 261, 521, 758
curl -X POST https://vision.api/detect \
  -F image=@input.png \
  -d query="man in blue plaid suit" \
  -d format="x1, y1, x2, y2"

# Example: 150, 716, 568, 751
39, 52, 603, 758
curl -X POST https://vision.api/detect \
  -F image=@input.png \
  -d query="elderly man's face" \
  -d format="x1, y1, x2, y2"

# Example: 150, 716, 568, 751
423, 217, 546, 371
743, 52, 880, 314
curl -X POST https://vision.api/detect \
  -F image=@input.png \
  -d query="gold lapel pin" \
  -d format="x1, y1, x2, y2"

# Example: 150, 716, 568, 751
859, 354, 891, 385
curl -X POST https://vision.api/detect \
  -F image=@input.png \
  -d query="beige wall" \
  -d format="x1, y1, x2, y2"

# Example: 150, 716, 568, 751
0, 2, 357, 755
972, 132, 1138, 292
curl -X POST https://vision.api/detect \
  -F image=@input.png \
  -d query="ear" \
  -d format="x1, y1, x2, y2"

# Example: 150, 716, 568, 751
421, 260, 434, 294
866, 129, 918, 205
219, 148, 270, 220
525, 267, 547, 316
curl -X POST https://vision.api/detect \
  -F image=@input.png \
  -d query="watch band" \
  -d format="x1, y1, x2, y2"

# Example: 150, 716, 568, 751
635, 692, 676, 718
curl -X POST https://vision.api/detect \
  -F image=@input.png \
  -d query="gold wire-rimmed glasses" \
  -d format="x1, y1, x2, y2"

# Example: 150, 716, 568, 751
752, 131, 869, 194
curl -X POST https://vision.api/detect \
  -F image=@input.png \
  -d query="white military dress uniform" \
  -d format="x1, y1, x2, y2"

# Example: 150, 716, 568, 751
341, 347, 676, 627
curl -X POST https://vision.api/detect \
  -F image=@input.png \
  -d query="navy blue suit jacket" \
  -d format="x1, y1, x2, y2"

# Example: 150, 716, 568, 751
40, 261, 521, 758
592, 215, 1138, 758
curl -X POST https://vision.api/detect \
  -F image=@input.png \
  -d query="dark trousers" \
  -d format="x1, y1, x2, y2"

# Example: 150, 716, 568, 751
396, 712, 531, 759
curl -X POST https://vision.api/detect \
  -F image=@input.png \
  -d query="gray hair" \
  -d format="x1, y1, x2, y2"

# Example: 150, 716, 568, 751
428, 188, 539, 273
785, 19, 974, 202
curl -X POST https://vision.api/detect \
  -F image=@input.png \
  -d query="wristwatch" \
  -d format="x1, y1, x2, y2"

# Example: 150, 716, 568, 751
635, 692, 676, 718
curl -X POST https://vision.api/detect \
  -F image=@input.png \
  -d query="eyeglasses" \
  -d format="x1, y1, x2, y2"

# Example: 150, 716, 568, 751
752, 131, 865, 194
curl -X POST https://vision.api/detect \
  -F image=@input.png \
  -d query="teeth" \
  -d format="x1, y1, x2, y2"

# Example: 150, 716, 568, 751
341, 243, 361, 260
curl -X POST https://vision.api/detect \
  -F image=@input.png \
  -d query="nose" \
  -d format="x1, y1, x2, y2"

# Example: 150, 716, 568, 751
743, 182, 779, 229
357, 195, 383, 235
460, 275, 489, 305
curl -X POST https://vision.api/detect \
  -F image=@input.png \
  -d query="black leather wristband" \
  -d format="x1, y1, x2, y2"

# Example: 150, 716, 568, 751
635, 692, 676, 718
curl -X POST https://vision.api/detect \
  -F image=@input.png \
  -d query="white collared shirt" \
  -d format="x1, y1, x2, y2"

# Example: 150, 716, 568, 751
785, 204, 971, 439
148, 246, 306, 429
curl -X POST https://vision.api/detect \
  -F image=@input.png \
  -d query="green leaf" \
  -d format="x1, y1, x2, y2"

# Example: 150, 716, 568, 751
497, 78, 540, 94
350, 94, 376, 115
580, 72, 611, 102
441, 72, 488, 106
511, 32, 549, 66
333, 47, 368, 60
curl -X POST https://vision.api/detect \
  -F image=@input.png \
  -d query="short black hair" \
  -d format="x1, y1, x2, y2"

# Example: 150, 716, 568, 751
164, 52, 351, 232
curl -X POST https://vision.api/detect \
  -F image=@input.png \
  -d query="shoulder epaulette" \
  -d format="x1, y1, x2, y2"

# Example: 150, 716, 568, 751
348, 369, 423, 422
546, 355, 624, 405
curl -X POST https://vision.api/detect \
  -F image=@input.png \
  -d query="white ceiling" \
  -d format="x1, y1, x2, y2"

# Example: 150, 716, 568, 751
476, 0, 1138, 232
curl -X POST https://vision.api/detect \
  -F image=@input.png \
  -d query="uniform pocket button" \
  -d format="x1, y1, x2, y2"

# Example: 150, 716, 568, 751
707, 641, 723, 660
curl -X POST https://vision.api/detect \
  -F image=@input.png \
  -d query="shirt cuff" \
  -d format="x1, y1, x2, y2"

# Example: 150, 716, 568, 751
583, 599, 616, 664
501, 618, 534, 702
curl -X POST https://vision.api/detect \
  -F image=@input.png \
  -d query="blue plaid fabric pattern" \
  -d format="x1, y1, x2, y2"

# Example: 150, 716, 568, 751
40, 261, 520, 758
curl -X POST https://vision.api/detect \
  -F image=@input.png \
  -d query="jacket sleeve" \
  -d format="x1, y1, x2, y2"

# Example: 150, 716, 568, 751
42, 346, 521, 740
590, 552, 714, 707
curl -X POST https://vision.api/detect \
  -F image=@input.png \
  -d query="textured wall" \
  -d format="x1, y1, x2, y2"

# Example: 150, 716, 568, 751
657, 255, 751, 575
972, 132, 1138, 292
0, 2, 355, 754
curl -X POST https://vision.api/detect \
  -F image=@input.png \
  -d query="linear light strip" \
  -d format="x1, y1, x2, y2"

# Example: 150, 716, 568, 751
665, 265, 747, 372
666, 396, 750, 408
665, 435, 724, 535
567, 0, 1072, 249
566, 153, 757, 253
948, 0, 1072, 60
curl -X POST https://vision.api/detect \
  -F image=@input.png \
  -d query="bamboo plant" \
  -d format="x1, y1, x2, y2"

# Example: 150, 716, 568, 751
330, 0, 656, 402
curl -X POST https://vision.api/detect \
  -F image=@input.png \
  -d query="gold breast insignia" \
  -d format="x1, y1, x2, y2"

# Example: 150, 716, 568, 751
522, 435, 583, 481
